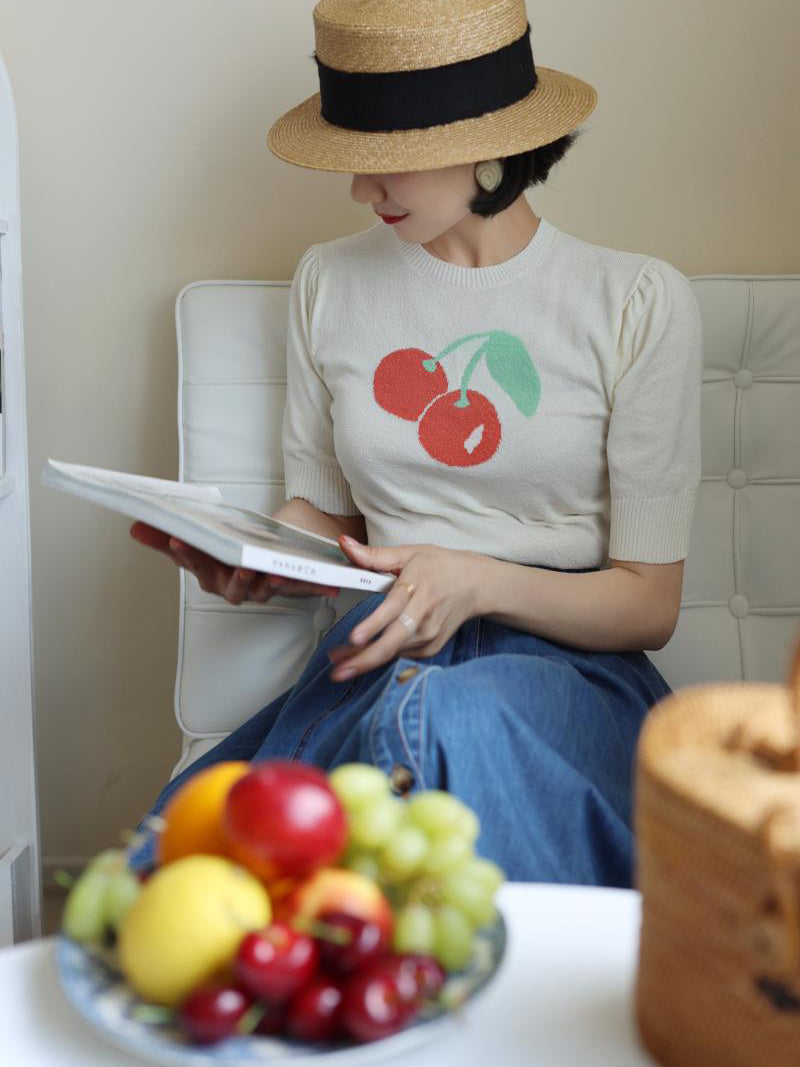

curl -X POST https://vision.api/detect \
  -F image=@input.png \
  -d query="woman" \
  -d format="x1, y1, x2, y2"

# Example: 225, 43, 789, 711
132, 0, 702, 886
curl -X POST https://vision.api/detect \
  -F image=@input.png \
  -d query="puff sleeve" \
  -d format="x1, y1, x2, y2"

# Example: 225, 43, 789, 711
281, 245, 359, 515
606, 259, 703, 563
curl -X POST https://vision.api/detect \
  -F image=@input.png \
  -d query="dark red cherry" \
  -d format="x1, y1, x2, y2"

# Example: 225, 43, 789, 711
396, 953, 446, 998
178, 982, 253, 1045
316, 910, 390, 976
339, 956, 420, 1043
285, 977, 343, 1043
233, 923, 319, 1002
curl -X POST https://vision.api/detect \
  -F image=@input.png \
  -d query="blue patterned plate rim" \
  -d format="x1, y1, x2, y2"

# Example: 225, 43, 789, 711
55, 911, 506, 1066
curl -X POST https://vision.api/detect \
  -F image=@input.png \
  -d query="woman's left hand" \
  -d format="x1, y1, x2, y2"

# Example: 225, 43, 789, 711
328, 536, 491, 681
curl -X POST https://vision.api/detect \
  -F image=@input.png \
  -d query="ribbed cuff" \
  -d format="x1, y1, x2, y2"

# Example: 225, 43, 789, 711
283, 458, 358, 515
609, 489, 697, 563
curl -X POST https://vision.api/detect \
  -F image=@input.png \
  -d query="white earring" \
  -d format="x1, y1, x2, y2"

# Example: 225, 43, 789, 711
475, 159, 504, 193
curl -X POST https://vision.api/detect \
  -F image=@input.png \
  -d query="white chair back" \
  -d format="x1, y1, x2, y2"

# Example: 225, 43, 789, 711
172, 275, 800, 775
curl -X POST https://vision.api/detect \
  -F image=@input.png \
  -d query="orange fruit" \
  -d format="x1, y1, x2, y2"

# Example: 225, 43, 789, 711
157, 761, 249, 866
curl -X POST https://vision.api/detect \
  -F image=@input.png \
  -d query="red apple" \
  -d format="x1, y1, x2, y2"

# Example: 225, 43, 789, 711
279, 868, 394, 944
223, 761, 347, 883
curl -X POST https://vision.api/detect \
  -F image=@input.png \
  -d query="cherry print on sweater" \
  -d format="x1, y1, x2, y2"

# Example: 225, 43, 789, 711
372, 330, 541, 468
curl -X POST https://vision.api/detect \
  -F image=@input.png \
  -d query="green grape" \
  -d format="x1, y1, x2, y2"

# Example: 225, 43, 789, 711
394, 901, 435, 955
407, 790, 476, 840
455, 808, 480, 844
379, 825, 429, 880
342, 849, 381, 881
329, 763, 391, 811
86, 848, 125, 875
348, 796, 402, 850
63, 848, 138, 944
461, 856, 505, 894
432, 904, 475, 972
420, 832, 472, 877
103, 866, 141, 930
62, 865, 113, 943
441, 871, 496, 928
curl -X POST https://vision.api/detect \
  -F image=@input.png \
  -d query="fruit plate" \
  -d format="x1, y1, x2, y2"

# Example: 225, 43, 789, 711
55, 913, 506, 1066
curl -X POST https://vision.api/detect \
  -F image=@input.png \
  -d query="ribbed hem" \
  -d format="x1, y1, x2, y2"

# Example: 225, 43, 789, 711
609, 489, 697, 563
391, 217, 555, 290
283, 459, 358, 515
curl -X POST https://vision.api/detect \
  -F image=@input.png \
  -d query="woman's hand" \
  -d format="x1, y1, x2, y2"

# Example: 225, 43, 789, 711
327, 536, 490, 681
130, 522, 339, 605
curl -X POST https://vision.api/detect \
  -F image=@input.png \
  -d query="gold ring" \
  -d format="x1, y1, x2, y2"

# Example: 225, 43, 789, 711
398, 614, 417, 634
396, 581, 415, 598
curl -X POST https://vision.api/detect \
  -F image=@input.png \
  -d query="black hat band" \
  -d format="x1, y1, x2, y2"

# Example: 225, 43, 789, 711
316, 26, 536, 134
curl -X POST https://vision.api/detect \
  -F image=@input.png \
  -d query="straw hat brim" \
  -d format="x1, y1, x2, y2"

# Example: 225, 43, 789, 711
267, 66, 597, 173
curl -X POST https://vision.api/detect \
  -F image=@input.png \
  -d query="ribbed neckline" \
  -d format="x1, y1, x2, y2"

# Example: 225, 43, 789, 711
390, 216, 555, 289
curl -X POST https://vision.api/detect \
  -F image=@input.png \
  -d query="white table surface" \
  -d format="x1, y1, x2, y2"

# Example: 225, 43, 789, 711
0, 883, 655, 1067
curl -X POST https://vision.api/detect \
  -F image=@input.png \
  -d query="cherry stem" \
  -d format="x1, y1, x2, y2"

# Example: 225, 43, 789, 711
456, 344, 490, 408
306, 919, 353, 945
423, 332, 492, 374
236, 1001, 267, 1035
131, 1004, 174, 1025
53, 869, 74, 890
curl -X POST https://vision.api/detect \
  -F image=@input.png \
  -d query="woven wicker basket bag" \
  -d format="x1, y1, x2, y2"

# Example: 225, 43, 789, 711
636, 642, 800, 1067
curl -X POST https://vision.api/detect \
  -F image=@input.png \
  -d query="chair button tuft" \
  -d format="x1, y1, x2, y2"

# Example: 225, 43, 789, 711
734, 369, 754, 389
729, 594, 750, 618
728, 468, 748, 489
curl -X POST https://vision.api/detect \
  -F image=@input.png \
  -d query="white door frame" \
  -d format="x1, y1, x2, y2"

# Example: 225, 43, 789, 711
0, 48, 42, 945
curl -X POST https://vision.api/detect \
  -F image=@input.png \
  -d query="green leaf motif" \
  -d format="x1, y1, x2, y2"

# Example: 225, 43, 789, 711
483, 331, 540, 417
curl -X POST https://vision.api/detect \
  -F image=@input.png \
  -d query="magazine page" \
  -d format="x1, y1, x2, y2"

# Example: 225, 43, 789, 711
44, 459, 226, 505
154, 496, 353, 567
43, 460, 382, 579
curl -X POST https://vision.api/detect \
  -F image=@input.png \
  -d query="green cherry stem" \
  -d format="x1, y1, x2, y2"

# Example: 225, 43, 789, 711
455, 344, 489, 408
421, 332, 492, 374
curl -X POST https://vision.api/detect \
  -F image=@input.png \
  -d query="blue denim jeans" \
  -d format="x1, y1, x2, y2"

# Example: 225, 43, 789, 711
133, 591, 671, 887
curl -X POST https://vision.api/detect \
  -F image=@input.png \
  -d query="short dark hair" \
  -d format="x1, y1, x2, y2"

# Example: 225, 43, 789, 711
469, 131, 580, 218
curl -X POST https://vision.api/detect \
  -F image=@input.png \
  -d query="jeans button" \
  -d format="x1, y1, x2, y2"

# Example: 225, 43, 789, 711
397, 666, 419, 684
389, 764, 415, 796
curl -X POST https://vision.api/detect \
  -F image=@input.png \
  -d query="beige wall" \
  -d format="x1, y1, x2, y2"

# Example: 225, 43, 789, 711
1, 0, 798, 868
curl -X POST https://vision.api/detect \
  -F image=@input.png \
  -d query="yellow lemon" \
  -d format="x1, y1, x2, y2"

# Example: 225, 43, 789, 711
117, 855, 270, 1005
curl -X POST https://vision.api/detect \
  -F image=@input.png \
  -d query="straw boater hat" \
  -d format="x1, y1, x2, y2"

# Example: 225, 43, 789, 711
267, 0, 597, 173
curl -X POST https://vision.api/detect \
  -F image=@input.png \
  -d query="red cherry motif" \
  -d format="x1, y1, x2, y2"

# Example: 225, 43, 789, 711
418, 389, 501, 467
373, 348, 448, 421
373, 331, 539, 469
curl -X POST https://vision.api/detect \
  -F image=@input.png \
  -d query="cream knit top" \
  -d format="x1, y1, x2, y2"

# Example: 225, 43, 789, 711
282, 218, 702, 569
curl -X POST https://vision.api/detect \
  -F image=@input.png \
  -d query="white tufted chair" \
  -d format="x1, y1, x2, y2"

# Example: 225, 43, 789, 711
170, 275, 800, 777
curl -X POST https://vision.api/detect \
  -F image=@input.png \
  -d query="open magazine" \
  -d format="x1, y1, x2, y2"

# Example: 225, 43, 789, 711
42, 460, 395, 593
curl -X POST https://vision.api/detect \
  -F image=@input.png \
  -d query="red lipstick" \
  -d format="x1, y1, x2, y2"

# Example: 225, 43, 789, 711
377, 213, 409, 225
